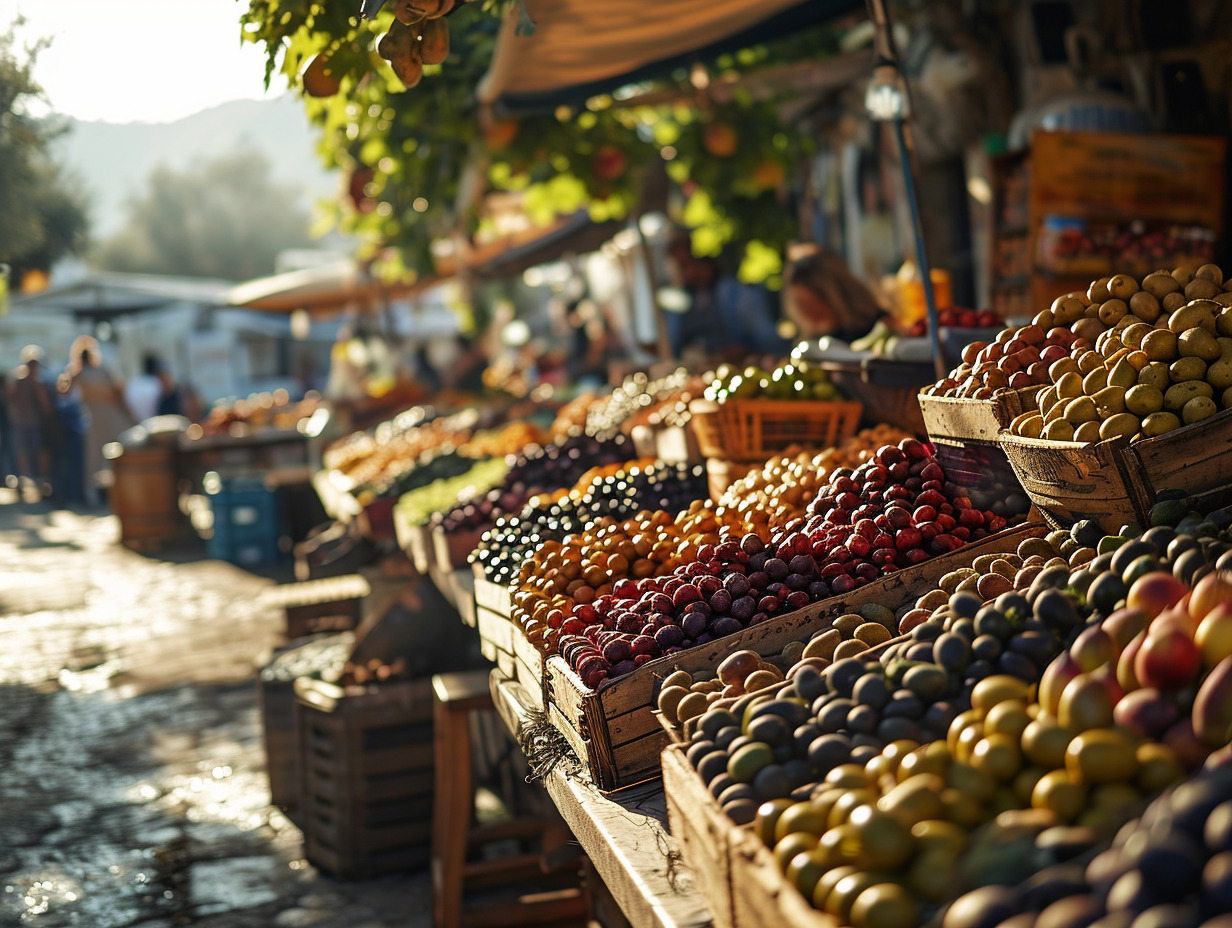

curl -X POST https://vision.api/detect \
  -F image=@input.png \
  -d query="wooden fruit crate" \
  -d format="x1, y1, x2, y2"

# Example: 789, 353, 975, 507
727, 823, 835, 928
706, 458, 759, 503
357, 496, 398, 544
432, 524, 485, 573
689, 398, 864, 462
474, 573, 546, 709
396, 517, 435, 576
999, 408, 1232, 533
918, 386, 1041, 447
663, 743, 834, 928
294, 675, 436, 879
662, 742, 739, 928
545, 521, 1047, 792
262, 574, 369, 641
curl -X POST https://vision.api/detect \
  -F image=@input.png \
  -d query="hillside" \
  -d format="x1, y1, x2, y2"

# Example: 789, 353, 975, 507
54, 96, 340, 239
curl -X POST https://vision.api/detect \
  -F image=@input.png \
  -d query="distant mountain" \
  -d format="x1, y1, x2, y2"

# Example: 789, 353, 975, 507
53, 96, 340, 239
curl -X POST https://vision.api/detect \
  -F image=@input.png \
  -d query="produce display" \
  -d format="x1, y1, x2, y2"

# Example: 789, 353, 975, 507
705, 360, 844, 403
520, 438, 1029, 689
393, 457, 509, 528
714, 426, 916, 534
1006, 265, 1232, 441
673, 496, 1232, 928
471, 455, 708, 586
903, 307, 1002, 338
199, 390, 324, 436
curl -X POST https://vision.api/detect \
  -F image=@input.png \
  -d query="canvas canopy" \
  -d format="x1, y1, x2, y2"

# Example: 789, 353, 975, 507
477, 0, 861, 115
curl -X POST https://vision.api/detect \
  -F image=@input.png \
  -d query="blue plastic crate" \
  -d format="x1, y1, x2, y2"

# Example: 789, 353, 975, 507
205, 476, 282, 566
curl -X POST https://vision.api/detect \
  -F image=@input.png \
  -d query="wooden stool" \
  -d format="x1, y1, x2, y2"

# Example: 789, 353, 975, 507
431, 670, 588, 928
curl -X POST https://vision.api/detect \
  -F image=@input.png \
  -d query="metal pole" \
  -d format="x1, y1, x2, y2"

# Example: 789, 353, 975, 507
863, 0, 947, 382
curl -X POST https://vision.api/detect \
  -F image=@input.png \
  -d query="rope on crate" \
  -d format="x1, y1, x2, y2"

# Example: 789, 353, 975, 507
516, 710, 580, 783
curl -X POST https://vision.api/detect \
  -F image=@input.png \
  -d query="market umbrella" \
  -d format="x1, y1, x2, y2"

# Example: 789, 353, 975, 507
225, 261, 437, 317
477, 0, 862, 115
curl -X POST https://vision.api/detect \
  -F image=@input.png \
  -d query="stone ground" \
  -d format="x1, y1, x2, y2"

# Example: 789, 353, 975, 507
0, 487, 433, 928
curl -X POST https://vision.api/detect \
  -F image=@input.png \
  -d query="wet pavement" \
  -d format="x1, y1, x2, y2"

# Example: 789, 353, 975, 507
0, 489, 432, 927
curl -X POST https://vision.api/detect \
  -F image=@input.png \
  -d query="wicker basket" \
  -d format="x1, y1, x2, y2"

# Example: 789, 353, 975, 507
688, 398, 864, 461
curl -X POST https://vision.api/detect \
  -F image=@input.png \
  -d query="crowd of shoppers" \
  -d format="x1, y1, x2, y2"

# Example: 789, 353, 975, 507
1, 341, 186, 505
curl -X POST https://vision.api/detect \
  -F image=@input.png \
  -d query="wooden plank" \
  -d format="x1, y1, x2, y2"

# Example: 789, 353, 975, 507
546, 522, 1047, 791
432, 524, 484, 573
663, 744, 735, 928
918, 387, 1039, 446
489, 672, 714, 928
477, 605, 514, 654
451, 568, 477, 628
474, 573, 513, 617
999, 433, 1152, 533
512, 625, 547, 711
400, 521, 436, 576
1131, 409, 1232, 497
728, 826, 836, 928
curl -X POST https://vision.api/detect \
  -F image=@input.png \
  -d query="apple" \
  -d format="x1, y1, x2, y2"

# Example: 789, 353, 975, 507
1196, 601, 1232, 668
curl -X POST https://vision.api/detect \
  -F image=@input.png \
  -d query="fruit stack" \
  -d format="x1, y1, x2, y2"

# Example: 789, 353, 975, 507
1007, 265, 1232, 442
530, 439, 1028, 690
668, 497, 1232, 928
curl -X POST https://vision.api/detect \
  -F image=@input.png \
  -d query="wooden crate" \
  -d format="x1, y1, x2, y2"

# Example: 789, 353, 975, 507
546, 522, 1047, 792
689, 398, 864, 461
706, 458, 759, 503
918, 387, 1041, 447
663, 743, 836, 928
357, 496, 398, 544
432, 524, 485, 573
662, 743, 738, 928
398, 519, 435, 576
728, 825, 836, 928
1000, 409, 1232, 533
263, 574, 369, 640
474, 573, 546, 708
294, 676, 436, 879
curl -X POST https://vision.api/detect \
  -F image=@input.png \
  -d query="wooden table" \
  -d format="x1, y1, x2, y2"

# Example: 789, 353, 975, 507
488, 671, 714, 928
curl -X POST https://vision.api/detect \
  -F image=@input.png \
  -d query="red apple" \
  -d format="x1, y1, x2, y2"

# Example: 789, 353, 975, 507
1136, 621, 1202, 691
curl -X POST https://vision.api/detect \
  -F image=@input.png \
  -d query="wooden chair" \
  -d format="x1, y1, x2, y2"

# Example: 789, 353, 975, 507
431, 669, 589, 928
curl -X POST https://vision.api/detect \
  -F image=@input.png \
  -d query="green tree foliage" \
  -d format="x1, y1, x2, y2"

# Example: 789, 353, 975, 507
238, 3, 838, 283
0, 20, 89, 284
95, 148, 313, 281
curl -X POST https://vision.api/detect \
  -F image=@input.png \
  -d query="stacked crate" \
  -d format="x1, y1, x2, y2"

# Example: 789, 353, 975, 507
294, 675, 436, 878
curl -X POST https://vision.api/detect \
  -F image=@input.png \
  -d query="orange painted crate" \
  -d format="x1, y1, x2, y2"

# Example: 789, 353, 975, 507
688, 398, 863, 461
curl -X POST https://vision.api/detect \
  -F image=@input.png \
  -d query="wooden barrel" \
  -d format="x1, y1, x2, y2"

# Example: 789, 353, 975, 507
108, 443, 190, 551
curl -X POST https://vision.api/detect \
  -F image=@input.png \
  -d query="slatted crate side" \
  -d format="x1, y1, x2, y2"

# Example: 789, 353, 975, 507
918, 387, 1040, 446
662, 743, 737, 928
511, 625, 547, 710
472, 572, 513, 617
545, 522, 1047, 792
294, 676, 438, 878
728, 826, 837, 928
401, 521, 436, 575
258, 677, 299, 813
1125, 408, 1232, 498
431, 524, 485, 573
476, 605, 516, 676
999, 433, 1152, 533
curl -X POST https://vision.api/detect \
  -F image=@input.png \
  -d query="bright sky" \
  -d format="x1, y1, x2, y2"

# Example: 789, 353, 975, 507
7, 0, 278, 123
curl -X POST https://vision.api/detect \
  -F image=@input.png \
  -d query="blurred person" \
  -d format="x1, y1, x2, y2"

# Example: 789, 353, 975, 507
124, 354, 163, 422
53, 366, 88, 506
67, 337, 136, 505
0, 374, 14, 485
664, 232, 790, 361
783, 244, 887, 343
6, 346, 58, 495
155, 361, 200, 418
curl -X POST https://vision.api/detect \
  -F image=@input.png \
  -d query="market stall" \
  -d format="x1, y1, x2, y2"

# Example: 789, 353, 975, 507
228, 0, 1232, 925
